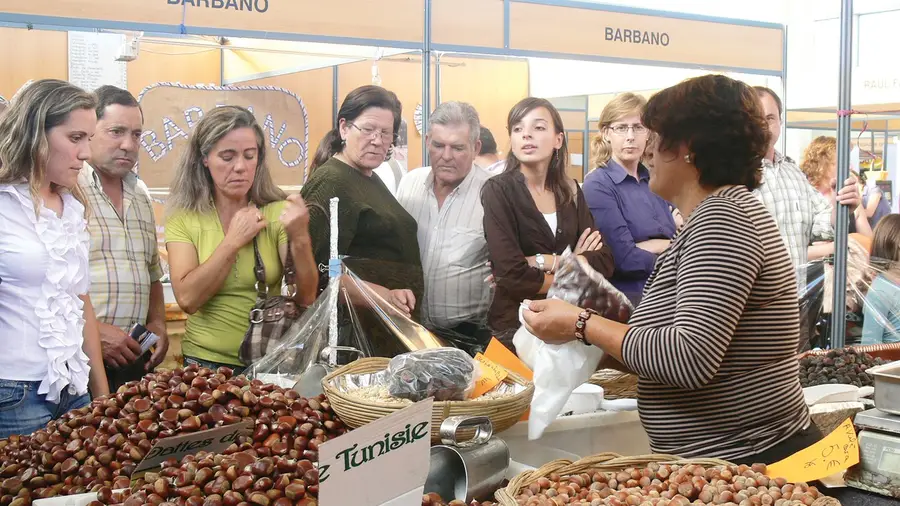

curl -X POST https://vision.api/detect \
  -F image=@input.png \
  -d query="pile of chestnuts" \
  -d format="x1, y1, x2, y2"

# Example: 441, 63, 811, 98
0, 365, 348, 506
91, 450, 319, 506
798, 348, 887, 388
509, 463, 830, 506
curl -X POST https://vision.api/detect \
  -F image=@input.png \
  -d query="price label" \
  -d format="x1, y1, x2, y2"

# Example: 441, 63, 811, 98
469, 353, 508, 398
766, 418, 860, 483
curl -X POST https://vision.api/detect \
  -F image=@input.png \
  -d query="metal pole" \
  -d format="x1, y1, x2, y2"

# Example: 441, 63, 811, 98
332, 65, 339, 125
831, 0, 853, 349
885, 129, 889, 173
583, 96, 590, 179
435, 52, 442, 107
422, 0, 432, 167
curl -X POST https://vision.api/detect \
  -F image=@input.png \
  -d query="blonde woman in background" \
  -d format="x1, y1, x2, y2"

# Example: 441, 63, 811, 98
0, 79, 109, 438
582, 93, 676, 304
799, 135, 872, 261
165, 106, 318, 373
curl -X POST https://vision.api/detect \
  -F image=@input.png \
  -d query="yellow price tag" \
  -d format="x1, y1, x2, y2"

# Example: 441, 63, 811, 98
766, 418, 860, 483
469, 353, 508, 399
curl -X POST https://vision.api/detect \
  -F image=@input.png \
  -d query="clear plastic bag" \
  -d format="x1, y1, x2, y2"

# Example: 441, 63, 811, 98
386, 348, 478, 402
244, 263, 448, 386
798, 235, 900, 352
515, 248, 634, 440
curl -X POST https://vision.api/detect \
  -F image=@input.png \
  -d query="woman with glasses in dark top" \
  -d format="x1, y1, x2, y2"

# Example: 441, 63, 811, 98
302, 86, 423, 349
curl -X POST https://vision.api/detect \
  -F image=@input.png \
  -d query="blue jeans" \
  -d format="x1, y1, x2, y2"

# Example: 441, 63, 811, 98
183, 356, 246, 376
0, 380, 91, 438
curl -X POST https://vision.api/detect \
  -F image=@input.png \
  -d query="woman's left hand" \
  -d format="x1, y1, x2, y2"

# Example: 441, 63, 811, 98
280, 194, 311, 240
522, 298, 583, 344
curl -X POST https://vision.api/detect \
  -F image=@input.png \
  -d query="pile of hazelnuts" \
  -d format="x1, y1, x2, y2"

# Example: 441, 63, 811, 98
91, 450, 319, 506
0, 364, 348, 506
421, 491, 496, 505
510, 463, 829, 506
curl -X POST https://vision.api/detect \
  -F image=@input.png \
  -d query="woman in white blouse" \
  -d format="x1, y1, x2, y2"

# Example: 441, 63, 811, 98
0, 79, 109, 438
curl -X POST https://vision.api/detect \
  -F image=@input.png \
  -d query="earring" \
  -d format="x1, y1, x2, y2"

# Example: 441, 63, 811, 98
684, 154, 692, 164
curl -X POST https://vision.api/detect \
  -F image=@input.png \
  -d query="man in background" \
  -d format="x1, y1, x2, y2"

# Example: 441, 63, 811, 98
475, 126, 506, 176
396, 102, 493, 354
79, 85, 168, 390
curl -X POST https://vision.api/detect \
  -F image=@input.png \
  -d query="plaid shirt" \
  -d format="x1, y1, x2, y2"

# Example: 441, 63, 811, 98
79, 163, 163, 330
754, 151, 833, 269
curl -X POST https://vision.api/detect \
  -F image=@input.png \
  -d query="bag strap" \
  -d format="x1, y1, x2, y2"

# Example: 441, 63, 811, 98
253, 236, 297, 300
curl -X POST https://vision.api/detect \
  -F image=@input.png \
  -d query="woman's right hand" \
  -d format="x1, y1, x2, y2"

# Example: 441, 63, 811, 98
225, 207, 267, 250
574, 228, 603, 254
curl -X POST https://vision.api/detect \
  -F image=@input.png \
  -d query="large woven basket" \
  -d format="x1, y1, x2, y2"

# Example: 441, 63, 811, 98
494, 452, 841, 506
798, 342, 900, 361
587, 369, 638, 399
322, 357, 533, 443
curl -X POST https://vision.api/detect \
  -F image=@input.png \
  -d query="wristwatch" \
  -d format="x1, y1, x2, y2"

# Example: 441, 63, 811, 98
574, 308, 598, 346
535, 253, 546, 271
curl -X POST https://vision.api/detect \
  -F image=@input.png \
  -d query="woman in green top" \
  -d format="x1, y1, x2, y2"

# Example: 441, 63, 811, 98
165, 106, 318, 372
302, 86, 422, 322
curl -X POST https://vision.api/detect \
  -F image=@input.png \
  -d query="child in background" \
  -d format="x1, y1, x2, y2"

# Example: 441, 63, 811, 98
861, 214, 900, 344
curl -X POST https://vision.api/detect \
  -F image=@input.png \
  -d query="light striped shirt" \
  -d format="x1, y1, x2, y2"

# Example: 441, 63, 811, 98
622, 186, 811, 461
396, 165, 492, 329
754, 152, 833, 269
78, 163, 162, 331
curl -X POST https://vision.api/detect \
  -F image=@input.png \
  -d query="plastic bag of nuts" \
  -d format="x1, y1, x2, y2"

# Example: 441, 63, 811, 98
388, 348, 479, 402
0, 364, 348, 506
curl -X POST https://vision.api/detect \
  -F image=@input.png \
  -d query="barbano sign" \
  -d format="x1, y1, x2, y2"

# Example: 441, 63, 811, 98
166, 0, 270, 13
137, 83, 309, 189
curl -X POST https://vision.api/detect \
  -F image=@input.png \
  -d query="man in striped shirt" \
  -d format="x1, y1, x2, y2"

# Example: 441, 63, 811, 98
79, 86, 168, 390
396, 102, 493, 354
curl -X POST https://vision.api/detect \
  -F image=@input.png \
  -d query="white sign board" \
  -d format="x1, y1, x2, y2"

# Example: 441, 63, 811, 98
318, 399, 433, 506
67, 31, 127, 92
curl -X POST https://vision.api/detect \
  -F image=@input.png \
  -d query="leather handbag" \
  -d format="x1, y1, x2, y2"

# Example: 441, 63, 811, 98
238, 237, 306, 365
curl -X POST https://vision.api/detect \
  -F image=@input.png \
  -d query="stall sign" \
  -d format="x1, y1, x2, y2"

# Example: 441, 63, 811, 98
318, 398, 433, 506
131, 420, 253, 480
137, 83, 309, 189
766, 417, 860, 483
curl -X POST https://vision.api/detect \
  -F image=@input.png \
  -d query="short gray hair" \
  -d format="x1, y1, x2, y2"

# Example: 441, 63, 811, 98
428, 101, 481, 146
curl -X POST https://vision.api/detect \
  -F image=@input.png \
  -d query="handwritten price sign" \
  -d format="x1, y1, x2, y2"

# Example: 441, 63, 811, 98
766, 418, 859, 483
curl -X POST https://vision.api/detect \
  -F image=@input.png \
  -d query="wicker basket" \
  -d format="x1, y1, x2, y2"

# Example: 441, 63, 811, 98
798, 343, 900, 361
494, 452, 841, 506
588, 369, 638, 399
322, 357, 533, 443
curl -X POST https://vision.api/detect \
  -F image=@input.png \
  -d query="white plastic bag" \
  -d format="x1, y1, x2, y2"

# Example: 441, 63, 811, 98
514, 326, 605, 439
514, 248, 632, 440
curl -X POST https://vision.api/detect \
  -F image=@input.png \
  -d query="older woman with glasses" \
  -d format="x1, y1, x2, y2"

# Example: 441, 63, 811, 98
302, 86, 423, 354
583, 93, 677, 305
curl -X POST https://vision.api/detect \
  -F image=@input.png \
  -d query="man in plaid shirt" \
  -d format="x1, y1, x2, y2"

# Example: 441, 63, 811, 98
79, 86, 168, 390
753, 87, 861, 269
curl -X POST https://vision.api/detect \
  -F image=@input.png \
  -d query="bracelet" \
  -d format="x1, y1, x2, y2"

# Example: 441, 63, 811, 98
550, 254, 557, 273
574, 308, 598, 346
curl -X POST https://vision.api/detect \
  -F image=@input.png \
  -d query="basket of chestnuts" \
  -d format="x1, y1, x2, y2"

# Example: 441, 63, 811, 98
322, 357, 533, 443
493, 452, 842, 506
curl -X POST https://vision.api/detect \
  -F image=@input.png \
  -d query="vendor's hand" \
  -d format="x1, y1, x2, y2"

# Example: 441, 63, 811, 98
225, 207, 267, 250
99, 323, 142, 368
145, 320, 169, 371
280, 194, 311, 241
836, 176, 861, 210
574, 229, 603, 255
521, 298, 583, 345
389, 289, 416, 315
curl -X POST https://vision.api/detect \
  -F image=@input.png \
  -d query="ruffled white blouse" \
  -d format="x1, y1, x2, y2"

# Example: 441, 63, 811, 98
0, 185, 91, 403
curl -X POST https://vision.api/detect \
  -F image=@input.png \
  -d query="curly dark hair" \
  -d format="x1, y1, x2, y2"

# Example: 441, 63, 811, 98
642, 75, 770, 190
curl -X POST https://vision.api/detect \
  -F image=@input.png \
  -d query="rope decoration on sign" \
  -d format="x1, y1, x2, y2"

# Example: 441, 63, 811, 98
136, 82, 311, 182
835, 108, 900, 164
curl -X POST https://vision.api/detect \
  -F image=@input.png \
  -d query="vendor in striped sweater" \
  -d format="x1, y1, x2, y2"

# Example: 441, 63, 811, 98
522, 75, 817, 464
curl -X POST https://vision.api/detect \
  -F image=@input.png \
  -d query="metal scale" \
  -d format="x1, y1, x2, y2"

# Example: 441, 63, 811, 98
847, 362, 900, 497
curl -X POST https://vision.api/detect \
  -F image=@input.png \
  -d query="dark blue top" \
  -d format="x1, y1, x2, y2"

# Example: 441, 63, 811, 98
864, 185, 892, 229
583, 160, 677, 304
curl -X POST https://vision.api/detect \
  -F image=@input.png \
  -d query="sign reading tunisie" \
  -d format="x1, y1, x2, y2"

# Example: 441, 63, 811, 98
137, 83, 309, 189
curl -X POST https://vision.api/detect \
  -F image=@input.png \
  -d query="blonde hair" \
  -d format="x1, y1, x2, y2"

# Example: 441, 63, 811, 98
590, 92, 647, 168
799, 136, 837, 189
0, 79, 95, 216
167, 106, 286, 214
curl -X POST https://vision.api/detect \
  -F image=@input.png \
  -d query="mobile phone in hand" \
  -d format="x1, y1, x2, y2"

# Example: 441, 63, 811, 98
129, 323, 160, 355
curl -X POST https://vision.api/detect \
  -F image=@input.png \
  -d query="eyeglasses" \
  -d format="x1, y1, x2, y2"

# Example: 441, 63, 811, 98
350, 123, 397, 143
609, 124, 647, 135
